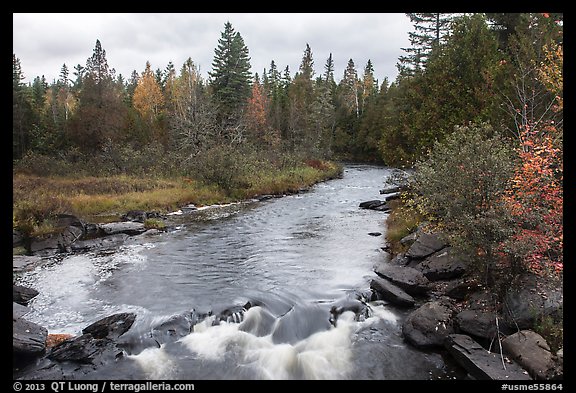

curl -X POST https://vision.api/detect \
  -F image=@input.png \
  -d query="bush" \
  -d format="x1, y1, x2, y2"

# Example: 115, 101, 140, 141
409, 122, 518, 281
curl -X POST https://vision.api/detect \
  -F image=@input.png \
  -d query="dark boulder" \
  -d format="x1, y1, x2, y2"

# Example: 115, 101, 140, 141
13, 285, 39, 306
28, 214, 86, 256
503, 273, 563, 330
444, 278, 483, 301
82, 312, 136, 339
48, 312, 136, 365
374, 262, 430, 296
402, 299, 456, 349
389, 253, 410, 266
370, 277, 415, 308
455, 309, 498, 340
400, 232, 418, 247
13, 317, 48, 356
48, 333, 120, 364
405, 230, 448, 260
359, 200, 390, 211
444, 334, 531, 380
502, 330, 559, 380
13, 302, 31, 320
415, 248, 467, 281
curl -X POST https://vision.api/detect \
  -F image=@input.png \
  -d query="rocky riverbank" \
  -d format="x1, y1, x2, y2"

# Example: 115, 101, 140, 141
360, 192, 563, 380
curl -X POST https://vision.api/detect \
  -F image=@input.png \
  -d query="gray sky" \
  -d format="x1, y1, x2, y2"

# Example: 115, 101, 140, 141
13, 13, 413, 85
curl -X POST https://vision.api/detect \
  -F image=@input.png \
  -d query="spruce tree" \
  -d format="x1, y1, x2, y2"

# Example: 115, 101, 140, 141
398, 13, 454, 75
209, 21, 252, 123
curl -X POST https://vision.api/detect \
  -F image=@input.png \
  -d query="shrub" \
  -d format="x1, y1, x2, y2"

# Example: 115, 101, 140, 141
409, 122, 518, 282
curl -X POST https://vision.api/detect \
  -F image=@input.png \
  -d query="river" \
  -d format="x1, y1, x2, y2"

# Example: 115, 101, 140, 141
15, 164, 463, 380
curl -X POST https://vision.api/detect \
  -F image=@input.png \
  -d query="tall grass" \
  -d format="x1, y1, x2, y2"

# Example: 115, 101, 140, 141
13, 158, 342, 238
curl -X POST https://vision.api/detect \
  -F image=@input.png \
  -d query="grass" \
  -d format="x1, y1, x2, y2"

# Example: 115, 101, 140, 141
13, 160, 342, 238
384, 198, 425, 255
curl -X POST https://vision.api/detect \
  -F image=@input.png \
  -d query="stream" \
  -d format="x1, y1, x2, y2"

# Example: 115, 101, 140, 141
15, 164, 463, 380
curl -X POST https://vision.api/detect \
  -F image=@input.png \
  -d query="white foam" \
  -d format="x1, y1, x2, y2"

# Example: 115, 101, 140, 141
129, 345, 177, 379
179, 309, 359, 379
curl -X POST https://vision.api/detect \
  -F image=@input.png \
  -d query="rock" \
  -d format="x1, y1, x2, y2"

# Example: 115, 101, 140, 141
28, 214, 86, 256
368, 232, 382, 237
502, 330, 558, 380
379, 185, 402, 194
71, 234, 129, 253
402, 299, 456, 348
257, 195, 274, 201
389, 253, 410, 266
13, 285, 39, 306
48, 313, 135, 365
13, 255, 47, 273
370, 277, 415, 307
444, 334, 531, 380
13, 317, 48, 356
48, 333, 115, 364
329, 298, 372, 326
503, 273, 563, 330
415, 248, 467, 281
150, 311, 198, 345
374, 262, 430, 295
455, 309, 498, 340
444, 278, 483, 300
359, 200, 389, 211
406, 230, 448, 260
13, 229, 24, 247
384, 192, 402, 201
121, 210, 147, 222
98, 222, 147, 236
84, 223, 102, 238
13, 302, 31, 320
400, 232, 418, 247
82, 312, 136, 339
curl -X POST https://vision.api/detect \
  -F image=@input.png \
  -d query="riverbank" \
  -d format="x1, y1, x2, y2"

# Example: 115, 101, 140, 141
13, 159, 342, 254
377, 196, 563, 380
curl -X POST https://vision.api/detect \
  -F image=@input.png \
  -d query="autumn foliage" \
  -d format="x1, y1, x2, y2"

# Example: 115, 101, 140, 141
501, 130, 562, 275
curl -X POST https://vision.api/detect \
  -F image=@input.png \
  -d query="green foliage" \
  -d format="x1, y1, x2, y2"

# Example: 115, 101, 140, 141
409, 122, 518, 279
209, 22, 252, 121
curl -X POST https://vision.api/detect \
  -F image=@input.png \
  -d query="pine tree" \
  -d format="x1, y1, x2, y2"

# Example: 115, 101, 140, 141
68, 39, 126, 152
398, 13, 454, 75
323, 53, 335, 84
209, 21, 252, 123
360, 59, 378, 115
85, 39, 111, 84
339, 58, 360, 118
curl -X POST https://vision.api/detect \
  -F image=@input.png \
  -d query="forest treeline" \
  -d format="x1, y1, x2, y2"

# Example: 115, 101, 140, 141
13, 13, 561, 170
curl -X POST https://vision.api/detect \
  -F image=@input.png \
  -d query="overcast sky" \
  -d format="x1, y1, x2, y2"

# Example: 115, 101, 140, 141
13, 13, 413, 86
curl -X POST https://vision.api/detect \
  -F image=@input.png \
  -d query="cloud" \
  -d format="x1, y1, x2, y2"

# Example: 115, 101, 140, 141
13, 13, 412, 84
